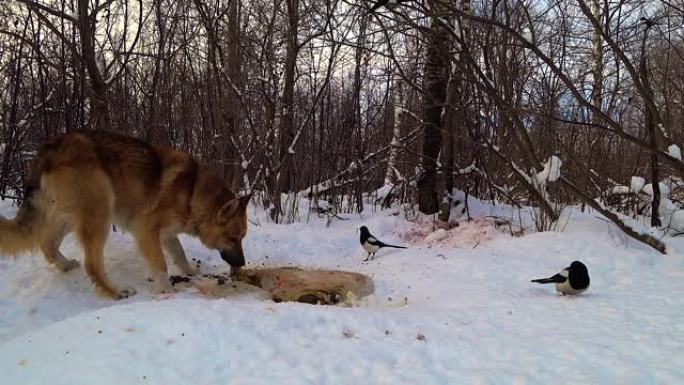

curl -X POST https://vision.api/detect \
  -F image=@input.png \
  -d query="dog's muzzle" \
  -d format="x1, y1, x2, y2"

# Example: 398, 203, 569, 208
220, 249, 245, 277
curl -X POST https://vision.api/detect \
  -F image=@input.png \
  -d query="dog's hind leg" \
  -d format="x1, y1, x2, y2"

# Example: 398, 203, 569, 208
162, 235, 196, 276
78, 216, 134, 299
40, 222, 79, 272
53, 168, 134, 300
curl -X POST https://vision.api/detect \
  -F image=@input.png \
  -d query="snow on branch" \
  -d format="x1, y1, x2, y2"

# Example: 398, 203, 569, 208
561, 177, 666, 254
668, 144, 682, 161
504, 153, 561, 222
535, 156, 562, 186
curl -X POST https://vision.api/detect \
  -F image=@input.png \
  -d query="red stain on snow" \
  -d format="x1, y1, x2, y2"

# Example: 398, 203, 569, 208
398, 218, 500, 248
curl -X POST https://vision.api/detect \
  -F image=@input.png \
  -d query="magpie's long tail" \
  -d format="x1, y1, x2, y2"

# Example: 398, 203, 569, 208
531, 274, 564, 284
380, 243, 407, 249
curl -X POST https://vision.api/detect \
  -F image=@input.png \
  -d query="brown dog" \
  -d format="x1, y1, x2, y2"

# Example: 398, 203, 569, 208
0, 131, 250, 299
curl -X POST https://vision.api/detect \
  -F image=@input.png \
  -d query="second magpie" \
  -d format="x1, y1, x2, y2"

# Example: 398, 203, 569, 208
359, 226, 406, 261
531, 260, 590, 295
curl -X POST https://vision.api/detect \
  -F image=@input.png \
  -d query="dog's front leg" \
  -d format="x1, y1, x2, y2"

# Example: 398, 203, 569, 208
162, 235, 197, 276
136, 225, 173, 294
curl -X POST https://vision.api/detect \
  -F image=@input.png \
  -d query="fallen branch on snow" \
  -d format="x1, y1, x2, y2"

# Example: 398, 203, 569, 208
560, 177, 666, 254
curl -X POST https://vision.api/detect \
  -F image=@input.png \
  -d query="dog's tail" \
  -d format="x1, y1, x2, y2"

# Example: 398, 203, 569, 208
0, 166, 50, 255
0, 198, 48, 255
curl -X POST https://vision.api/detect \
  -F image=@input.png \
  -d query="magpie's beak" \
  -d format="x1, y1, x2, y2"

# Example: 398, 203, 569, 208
220, 249, 245, 278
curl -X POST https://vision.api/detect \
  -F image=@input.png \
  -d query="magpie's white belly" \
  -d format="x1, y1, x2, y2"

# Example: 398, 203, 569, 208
363, 243, 380, 253
556, 280, 587, 295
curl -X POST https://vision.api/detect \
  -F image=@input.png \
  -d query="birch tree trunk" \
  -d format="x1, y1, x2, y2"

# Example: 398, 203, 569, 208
590, 0, 603, 118
352, 13, 368, 213
385, 78, 402, 186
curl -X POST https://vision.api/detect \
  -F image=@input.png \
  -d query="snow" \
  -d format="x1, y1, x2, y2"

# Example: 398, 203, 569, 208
630, 176, 645, 193
612, 176, 684, 231
312, 198, 331, 212
642, 182, 670, 198
668, 144, 682, 161
423, 228, 449, 244
535, 155, 562, 185
522, 29, 533, 42
666, 209, 684, 230
511, 159, 559, 213
659, 123, 669, 138
611, 185, 630, 195
21, 150, 36, 159
373, 184, 394, 202
2, 199, 684, 384
457, 162, 477, 175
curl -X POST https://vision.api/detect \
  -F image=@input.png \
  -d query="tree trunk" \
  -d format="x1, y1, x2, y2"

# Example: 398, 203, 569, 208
590, 0, 603, 117
352, 13, 368, 213
146, 0, 165, 142
641, 21, 661, 227
439, 0, 471, 222
583, 0, 604, 212
276, 0, 299, 195
418, 2, 450, 214
225, 0, 242, 191
0, 24, 28, 197
439, 77, 457, 222
78, 0, 111, 131
385, 79, 402, 186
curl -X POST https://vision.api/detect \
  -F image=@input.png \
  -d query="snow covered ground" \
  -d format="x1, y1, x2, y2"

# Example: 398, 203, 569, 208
1, 198, 684, 384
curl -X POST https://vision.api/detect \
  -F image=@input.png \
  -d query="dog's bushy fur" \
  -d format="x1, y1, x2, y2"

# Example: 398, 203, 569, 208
0, 131, 249, 299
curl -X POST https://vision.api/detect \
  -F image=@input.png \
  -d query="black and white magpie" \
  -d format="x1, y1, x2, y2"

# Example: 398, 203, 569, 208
359, 226, 406, 261
531, 261, 590, 295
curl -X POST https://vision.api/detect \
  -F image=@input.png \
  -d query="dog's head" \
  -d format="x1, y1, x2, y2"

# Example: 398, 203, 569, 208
198, 193, 251, 276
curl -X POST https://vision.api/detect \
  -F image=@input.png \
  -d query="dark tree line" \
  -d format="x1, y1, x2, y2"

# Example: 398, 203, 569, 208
1, 0, 684, 251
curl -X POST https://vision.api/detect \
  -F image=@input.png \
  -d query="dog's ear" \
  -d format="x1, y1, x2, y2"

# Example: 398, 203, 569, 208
239, 193, 253, 208
218, 198, 240, 218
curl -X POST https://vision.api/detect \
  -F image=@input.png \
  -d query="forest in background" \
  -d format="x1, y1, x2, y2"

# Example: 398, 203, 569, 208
1, 0, 683, 251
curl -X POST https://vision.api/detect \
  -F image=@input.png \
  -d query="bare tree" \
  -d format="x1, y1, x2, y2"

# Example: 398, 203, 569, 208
0, 0, 682, 250
417, 0, 451, 214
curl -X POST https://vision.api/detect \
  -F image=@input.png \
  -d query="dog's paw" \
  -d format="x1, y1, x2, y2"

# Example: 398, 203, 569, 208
148, 270, 174, 294
57, 259, 80, 272
181, 266, 199, 276
153, 281, 175, 295
116, 287, 137, 299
